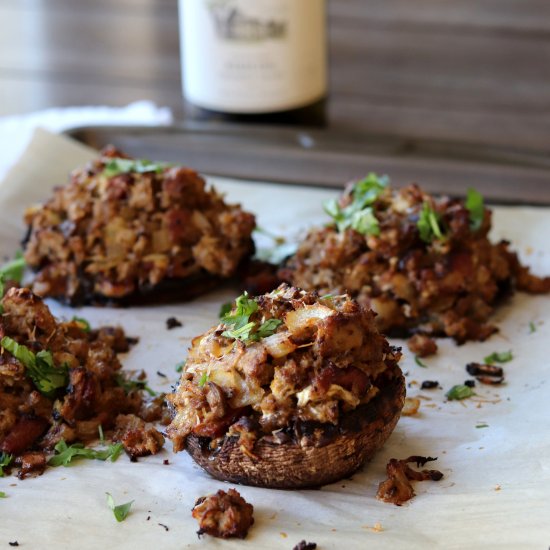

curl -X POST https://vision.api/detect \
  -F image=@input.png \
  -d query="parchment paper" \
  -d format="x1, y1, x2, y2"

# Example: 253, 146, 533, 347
1, 129, 549, 549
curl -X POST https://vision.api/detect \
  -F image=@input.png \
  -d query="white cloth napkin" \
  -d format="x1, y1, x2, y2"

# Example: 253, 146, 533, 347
0, 100, 173, 181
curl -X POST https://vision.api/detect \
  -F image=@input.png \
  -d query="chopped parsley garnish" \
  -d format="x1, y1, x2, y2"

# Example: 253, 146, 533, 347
446, 384, 475, 401
0, 491, 6, 498
106, 493, 134, 522
221, 292, 282, 343
0, 452, 13, 477
465, 188, 485, 231
1, 337, 68, 398
115, 374, 156, 397
414, 356, 428, 368
483, 350, 513, 365
0, 252, 25, 284
198, 372, 209, 387
98, 424, 105, 443
529, 321, 537, 334
476, 422, 489, 429
323, 172, 388, 235
48, 440, 124, 467
102, 157, 167, 178
175, 360, 186, 373
72, 316, 91, 333
417, 202, 445, 243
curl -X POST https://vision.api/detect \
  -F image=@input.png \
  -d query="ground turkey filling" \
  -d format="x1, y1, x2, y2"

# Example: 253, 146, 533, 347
280, 182, 550, 343
0, 287, 164, 477
23, 147, 256, 304
166, 285, 402, 454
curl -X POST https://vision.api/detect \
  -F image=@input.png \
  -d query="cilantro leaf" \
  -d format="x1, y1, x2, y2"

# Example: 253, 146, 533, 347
0, 452, 13, 477
323, 173, 387, 235
1, 337, 68, 398
414, 356, 428, 368
0, 491, 6, 498
483, 350, 513, 364
446, 384, 475, 401
106, 493, 134, 522
175, 360, 186, 373
256, 318, 283, 338
417, 202, 445, 243
72, 316, 91, 333
115, 374, 157, 397
102, 158, 166, 178
466, 188, 485, 231
218, 302, 233, 319
476, 422, 489, 429
222, 321, 256, 341
198, 372, 209, 387
48, 440, 124, 467
0, 252, 25, 284
220, 292, 283, 343
529, 321, 537, 334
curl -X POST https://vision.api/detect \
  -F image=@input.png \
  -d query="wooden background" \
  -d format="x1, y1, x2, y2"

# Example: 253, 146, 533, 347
1, 0, 549, 151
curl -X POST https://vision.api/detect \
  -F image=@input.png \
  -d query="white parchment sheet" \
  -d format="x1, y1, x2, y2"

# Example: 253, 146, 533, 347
0, 129, 549, 549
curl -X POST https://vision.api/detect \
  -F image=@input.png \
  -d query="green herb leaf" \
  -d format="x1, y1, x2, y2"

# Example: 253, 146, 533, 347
323, 173, 388, 236
48, 440, 124, 467
115, 374, 157, 397
414, 356, 428, 368
198, 372, 209, 388
72, 316, 91, 333
218, 302, 233, 319
476, 422, 489, 429
221, 321, 256, 341
483, 350, 513, 365
102, 158, 166, 178
0, 452, 13, 477
1, 337, 68, 398
106, 493, 134, 522
256, 318, 283, 339
417, 203, 445, 243
98, 424, 105, 444
0, 491, 6, 498
529, 321, 537, 334
220, 292, 259, 341
0, 251, 25, 284
446, 384, 475, 401
175, 360, 186, 373
466, 188, 485, 231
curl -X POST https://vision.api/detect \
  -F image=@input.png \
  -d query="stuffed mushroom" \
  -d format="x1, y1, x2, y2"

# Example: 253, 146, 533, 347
166, 284, 404, 489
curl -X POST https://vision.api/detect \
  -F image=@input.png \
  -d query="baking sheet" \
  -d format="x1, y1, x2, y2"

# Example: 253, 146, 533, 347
1, 128, 550, 549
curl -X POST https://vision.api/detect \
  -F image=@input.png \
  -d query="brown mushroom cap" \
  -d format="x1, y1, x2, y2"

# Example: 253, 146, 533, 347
185, 364, 405, 489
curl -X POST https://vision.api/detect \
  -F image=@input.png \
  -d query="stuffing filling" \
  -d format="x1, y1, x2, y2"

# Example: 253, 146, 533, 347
167, 284, 402, 453
280, 179, 550, 343
23, 147, 255, 304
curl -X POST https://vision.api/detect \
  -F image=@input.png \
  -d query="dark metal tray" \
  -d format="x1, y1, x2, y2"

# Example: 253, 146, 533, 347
66, 122, 550, 204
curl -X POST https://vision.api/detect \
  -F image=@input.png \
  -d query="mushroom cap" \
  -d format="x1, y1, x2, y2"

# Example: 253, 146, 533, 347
186, 364, 405, 489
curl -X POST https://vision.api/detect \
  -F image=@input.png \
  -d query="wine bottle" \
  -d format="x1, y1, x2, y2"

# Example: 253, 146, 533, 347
179, 0, 327, 126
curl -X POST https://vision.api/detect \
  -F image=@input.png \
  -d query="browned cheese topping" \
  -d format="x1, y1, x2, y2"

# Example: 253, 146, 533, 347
281, 182, 550, 343
23, 147, 255, 305
192, 488, 254, 539
166, 285, 402, 452
377, 455, 443, 505
0, 287, 164, 476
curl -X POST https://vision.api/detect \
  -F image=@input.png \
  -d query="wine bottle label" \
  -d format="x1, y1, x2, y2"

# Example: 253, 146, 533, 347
180, 0, 327, 113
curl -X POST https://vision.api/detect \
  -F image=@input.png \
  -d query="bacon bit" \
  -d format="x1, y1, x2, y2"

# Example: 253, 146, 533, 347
377, 456, 443, 505
402, 397, 420, 416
